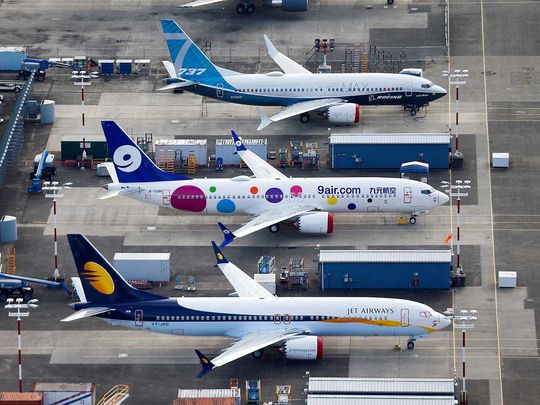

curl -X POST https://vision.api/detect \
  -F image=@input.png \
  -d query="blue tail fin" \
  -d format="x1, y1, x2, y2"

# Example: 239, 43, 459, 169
195, 350, 215, 378
101, 121, 191, 183
161, 19, 233, 89
218, 222, 237, 247
67, 234, 163, 304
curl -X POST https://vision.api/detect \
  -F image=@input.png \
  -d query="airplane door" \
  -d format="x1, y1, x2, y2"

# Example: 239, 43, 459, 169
403, 187, 412, 204
405, 83, 412, 97
217, 83, 224, 98
135, 309, 143, 327
400, 309, 409, 327
162, 189, 171, 205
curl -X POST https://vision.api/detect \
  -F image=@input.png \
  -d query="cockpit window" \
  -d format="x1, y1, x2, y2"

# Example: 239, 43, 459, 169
421, 82, 434, 89
419, 311, 433, 318
421, 189, 432, 195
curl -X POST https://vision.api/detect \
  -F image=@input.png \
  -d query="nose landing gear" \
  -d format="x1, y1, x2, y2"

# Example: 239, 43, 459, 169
407, 338, 416, 350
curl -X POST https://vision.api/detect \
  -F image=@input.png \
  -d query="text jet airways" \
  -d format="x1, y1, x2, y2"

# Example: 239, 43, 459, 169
100, 121, 449, 246
160, 19, 447, 130
63, 234, 452, 376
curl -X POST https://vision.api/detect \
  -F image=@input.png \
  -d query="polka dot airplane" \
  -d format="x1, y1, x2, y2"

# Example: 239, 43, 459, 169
100, 121, 449, 247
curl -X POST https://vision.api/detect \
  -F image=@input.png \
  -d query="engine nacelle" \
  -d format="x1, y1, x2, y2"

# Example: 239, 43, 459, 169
281, 336, 323, 360
295, 212, 333, 234
263, 0, 309, 12
325, 103, 360, 125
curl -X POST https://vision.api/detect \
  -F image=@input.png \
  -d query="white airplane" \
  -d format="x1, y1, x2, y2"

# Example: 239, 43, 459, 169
100, 121, 449, 247
160, 19, 447, 130
63, 234, 452, 377
180, 0, 308, 15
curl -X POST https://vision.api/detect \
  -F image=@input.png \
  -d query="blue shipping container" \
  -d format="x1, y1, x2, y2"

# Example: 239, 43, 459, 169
0, 47, 27, 71
319, 250, 452, 290
98, 60, 114, 75
330, 133, 451, 169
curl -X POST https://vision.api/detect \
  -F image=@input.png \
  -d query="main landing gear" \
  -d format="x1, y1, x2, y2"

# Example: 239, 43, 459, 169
407, 338, 416, 350
236, 2, 255, 14
269, 223, 280, 233
387, 0, 395, 4
300, 112, 310, 123
403, 104, 419, 116
252, 349, 264, 359
409, 216, 417, 225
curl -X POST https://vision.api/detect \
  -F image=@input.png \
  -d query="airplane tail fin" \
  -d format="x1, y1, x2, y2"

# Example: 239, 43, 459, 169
67, 234, 163, 304
101, 121, 191, 183
218, 222, 237, 247
161, 19, 231, 87
195, 350, 215, 378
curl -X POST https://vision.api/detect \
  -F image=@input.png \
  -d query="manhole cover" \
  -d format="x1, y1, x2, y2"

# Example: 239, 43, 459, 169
481, 71, 496, 76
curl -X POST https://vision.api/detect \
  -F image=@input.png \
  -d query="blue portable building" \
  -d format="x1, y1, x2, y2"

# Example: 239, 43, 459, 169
116, 59, 133, 74
98, 60, 114, 75
319, 249, 452, 290
330, 133, 451, 169
0, 46, 27, 71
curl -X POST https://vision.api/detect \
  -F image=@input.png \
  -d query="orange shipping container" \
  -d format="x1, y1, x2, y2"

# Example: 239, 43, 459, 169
0, 391, 43, 405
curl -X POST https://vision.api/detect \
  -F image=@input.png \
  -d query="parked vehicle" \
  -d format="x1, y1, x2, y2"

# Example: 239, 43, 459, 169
0, 81, 22, 92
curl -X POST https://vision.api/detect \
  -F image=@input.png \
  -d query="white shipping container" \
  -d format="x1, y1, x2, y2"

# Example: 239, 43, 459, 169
0, 46, 27, 71
254, 273, 276, 294
33, 382, 95, 405
492, 152, 509, 168
155, 139, 207, 166
498, 271, 517, 288
216, 138, 267, 165
113, 252, 171, 282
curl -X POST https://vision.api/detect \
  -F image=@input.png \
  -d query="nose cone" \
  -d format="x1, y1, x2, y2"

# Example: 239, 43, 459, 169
439, 315, 452, 330
432, 85, 447, 100
438, 191, 449, 206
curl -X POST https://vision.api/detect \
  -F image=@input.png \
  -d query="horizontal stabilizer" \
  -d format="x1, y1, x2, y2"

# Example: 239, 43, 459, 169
97, 188, 144, 200
158, 81, 194, 91
61, 307, 113, 322
180, 0, 225, 8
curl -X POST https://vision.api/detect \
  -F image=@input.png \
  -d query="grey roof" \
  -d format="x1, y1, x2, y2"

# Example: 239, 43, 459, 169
307, 395, 456, 405
330, 133, 450, 145
308, 377, 455, 394
319, 250, 452, 263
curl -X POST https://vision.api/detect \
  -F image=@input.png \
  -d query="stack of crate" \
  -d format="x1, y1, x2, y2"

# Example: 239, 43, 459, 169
156, 150, 175, 173
187, 153, 197, 174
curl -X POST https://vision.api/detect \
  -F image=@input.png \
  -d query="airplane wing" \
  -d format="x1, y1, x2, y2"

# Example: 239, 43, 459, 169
211, 242, 275, 299
256, 98, 344, 130
180, 0, 225, 7
264, 35, 312, 75
60, 307, 114, 322
230, 130, 286, 179
218, 205, 318, 247
195, 329, 304, 377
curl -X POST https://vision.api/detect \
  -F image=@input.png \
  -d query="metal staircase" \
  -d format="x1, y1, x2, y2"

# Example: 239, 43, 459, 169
97, 385, 129, 405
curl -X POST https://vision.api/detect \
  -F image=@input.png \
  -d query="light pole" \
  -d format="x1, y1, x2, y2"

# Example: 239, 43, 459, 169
452, 309, 478, 405
441, 180, 471, 278
442, 69, 469, 154
71, 71, 98, 126
5, 298, 39, 392
42, 181, 72, 280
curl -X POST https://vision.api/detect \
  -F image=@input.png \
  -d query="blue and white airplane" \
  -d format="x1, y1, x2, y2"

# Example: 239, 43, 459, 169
180, 0, 308, 14
160, 19, 447, 130
62, 234, 451, 377
99, 121, 449, 247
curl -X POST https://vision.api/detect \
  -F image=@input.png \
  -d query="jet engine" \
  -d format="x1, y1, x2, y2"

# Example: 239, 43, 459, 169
325, 103, 360, 125
281, 336, 323, 360
263, 0, 309, 12
295, 212, 333, 234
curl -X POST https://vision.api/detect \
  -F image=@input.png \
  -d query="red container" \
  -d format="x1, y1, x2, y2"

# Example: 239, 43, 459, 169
0, 392, 43, 405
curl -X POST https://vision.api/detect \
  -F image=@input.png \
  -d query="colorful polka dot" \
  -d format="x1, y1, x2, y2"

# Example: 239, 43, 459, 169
327, 196, 337, 205
290, 185, 303, 197
250, 186, 258, 194
265, 187, 283, 203
209, 186, 216, 193
348, 203, 356, 210
217, 199, 236, 213
171, 185, 206, 212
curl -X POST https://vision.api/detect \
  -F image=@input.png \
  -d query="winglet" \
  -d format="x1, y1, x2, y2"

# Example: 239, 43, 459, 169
195, 350, 215, 378
211, 241, 229, 264
255, 107, 272, 131
231, 130, 247, 152
264, 35, 278, 58
218, 222, 237, 247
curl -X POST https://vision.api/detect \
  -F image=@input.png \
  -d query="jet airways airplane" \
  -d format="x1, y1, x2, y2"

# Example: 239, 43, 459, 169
99, 121, 449, 246
160, 19, 446, 130
63, 234, 452, 376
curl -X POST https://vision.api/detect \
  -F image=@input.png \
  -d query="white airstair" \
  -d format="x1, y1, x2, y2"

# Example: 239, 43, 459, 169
97, 384, 129, 405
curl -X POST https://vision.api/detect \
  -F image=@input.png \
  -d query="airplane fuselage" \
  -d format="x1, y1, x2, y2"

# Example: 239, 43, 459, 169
106, 177, 443, 216
78, 297, 448, 339
178, 72, 446, 107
